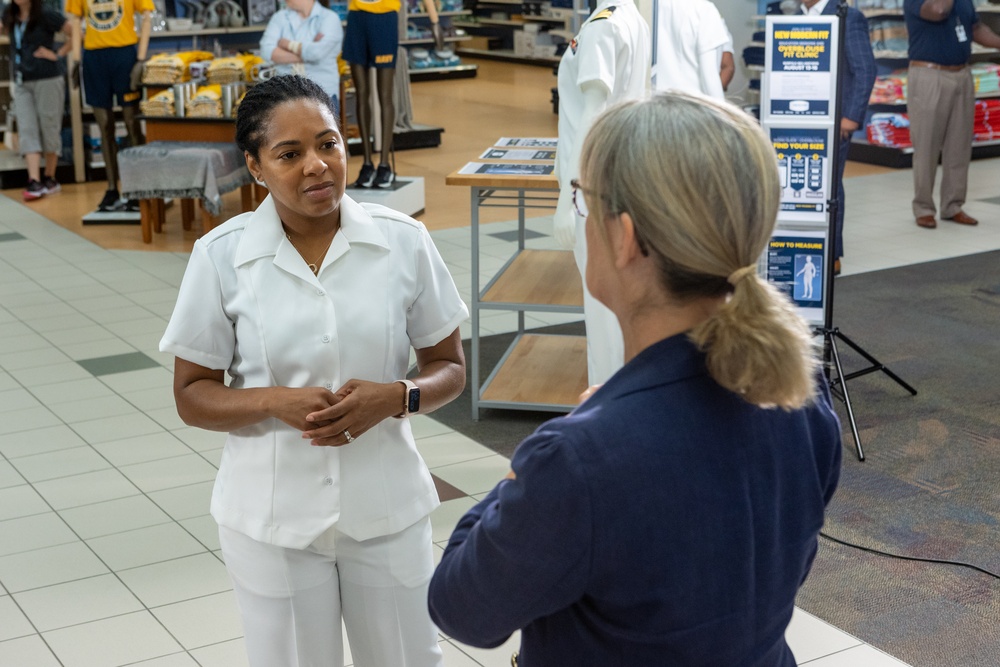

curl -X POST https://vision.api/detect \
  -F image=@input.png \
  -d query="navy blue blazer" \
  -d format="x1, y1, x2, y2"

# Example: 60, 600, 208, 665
429, 334, 842, 666
823, 2, 877, 126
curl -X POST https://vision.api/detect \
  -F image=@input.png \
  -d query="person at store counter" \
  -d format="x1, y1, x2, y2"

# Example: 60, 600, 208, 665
344, 0, 444, 189
259, 0, 343, 117
160, 75, 467, 667
1, 0, 71, 201
905, 0, 1000, 230
651, 0, 728, 100
66, 0, 153, 213
553, 0, 650, 387
428, 92, 843, 666
800, 0, 875, 276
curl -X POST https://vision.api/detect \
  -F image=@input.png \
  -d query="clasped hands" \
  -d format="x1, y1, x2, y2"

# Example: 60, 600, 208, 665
275, 379, 400, 447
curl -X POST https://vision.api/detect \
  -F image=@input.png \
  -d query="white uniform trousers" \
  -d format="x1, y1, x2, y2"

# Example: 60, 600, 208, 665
573, 213, 625, 386
219, 516, 444, 667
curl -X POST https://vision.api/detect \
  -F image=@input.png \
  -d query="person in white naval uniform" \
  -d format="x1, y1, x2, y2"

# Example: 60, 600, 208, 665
652, 0, 729, 100
553, 0, 650, 387
160, 75, 467, 667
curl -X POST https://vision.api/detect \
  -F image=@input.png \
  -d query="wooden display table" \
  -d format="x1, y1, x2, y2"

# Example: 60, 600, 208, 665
446, 154, 586, 419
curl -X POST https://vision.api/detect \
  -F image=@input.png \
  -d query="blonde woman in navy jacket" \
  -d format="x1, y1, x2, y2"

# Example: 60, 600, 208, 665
429, 93, 843, 666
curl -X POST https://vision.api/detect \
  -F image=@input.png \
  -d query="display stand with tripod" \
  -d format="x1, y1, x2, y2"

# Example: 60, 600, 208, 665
761, 4, 916, 461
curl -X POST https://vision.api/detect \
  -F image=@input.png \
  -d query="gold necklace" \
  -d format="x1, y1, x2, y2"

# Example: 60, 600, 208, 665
285, 233, 334, 276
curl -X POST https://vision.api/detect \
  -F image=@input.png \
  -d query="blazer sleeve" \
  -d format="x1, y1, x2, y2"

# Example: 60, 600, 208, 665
843, 9, 877, 125
428, 430, 593, 648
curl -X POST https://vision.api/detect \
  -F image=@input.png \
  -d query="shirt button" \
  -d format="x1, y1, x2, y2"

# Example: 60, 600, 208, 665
321, 334, 331, 343
317, 289, 325, 296
323, 476, 333, 486
325, 382, 333, 390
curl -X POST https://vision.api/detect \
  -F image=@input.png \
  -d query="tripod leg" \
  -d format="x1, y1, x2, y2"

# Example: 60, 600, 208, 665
835, 331, 918, 395
829, 334, 865, 461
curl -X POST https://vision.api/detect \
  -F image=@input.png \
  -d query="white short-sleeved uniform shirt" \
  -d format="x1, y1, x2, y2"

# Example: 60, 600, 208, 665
160, 195, 468, 549
556, 0, 650, 191
652, 0, 729, 95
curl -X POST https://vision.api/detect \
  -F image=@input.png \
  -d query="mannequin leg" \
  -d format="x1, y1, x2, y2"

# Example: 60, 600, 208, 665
121, 104, 144, 149
371, 68, 396, 188
350, 63, 377, 187
92, 107, 122, 210
375, 67, 395, 167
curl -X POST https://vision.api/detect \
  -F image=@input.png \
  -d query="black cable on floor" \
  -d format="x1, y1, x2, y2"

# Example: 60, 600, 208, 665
819, 531, 1000, 581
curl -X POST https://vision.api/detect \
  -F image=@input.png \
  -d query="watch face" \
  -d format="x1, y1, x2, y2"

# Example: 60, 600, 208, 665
407, 386, 421, 414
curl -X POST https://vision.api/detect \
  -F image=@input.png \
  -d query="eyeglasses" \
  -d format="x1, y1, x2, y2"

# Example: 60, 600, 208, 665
570, 179, 649, 256
570, 179, 592, 218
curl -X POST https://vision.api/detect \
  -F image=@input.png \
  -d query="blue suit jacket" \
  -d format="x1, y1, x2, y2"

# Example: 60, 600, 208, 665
429, 334, 843, 667
824, 2, 877, 125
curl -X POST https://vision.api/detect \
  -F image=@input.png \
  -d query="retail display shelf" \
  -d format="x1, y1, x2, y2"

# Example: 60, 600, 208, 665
522, 15, 568, 23
850, 138, 1000, 168
150, 25, 266, 38
400, 35, 471, 46
454, 18, 525, 27
457, 47, 560, 66
409, 64, 479, 81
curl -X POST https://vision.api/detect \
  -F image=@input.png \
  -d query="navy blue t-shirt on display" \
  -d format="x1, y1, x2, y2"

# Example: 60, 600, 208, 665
904, 0, 978, 66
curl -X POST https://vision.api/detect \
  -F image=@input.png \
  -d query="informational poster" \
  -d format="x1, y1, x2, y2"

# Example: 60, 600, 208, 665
494, 137, 559, 148
765, 229, 827, 325
763, 17, 838, 121
458, 162, 555, 176
770, 126, 832, 224
479, 148, 556, 161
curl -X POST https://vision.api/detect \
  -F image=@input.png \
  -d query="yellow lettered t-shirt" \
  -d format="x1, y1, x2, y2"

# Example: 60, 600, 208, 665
348, 0, 401, 14
66, 0, 156, 50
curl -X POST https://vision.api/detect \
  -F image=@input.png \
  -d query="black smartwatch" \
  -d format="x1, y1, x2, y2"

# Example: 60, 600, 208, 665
394, 380, 420, 418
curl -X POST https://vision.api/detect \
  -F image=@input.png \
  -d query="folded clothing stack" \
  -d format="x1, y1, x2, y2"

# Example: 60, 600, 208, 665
869, 71, 907, 105
974, 99, 1000, 142
866, 113, 911, 148
206, 54, 265, 85
139, 88, 175, 116
142, 51, 215, 84
187, 85, 224, 118
973, 63, 1000, 96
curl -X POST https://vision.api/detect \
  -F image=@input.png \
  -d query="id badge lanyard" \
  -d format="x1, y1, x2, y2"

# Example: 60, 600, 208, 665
12, 21, 25, 84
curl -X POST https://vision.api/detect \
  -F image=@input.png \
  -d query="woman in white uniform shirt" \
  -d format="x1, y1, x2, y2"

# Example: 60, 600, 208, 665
160, 75, 467, 667
259, 0, 344, 114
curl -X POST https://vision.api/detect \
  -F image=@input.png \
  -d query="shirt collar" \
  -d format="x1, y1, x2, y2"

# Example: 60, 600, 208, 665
234, 193, 390, 271
801, 0, 831, 15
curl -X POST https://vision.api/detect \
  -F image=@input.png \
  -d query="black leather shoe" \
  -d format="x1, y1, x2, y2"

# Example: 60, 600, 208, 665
352, 162, 376, 188
373, 164, 395, 189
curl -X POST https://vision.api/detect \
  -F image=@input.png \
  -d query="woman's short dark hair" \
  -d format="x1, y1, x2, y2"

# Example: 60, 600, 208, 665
236, 75, 336, 160
2, 0, 43, 34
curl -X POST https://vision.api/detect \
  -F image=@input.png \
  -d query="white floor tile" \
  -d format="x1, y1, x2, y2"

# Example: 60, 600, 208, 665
432, 455, 511, 496
0, 634, 61, 666
87, 523, 208, 572
171, 427, 227, 453
59, 495, 172, 540
0, 459, 23, 490
10, 445, 110, 483
28, 377, 115, 404
800, 643, 913, 666
32, 469, 140, 511
98, 366, 174, 394
787, 607, 863, 664
0, 512, 77, 557
449, 632, 522, 667
188, 637, 249, 667
117, 553, 231, 608
417, 431, 496, 469
179, 515, 222, 551
147, 481, 215, 522
0, 484, 50, 522
93, 431, 194, 467
71, 412, 165, 445
118, 453, 218, 494
441, 639, 487, 666
0, 405, 63, 436
13, 573, 144, 632
43, 610, 183, 667
60, 338, 139, 362
7, 360, 93, 387
151, 591, 243, 650
0, 594, 35, 641
0, 542, 108, 593
430, 497, 478, 544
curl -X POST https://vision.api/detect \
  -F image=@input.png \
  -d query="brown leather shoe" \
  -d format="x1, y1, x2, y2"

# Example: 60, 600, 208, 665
946, 211, 978, 225
916, 215, 936, 229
